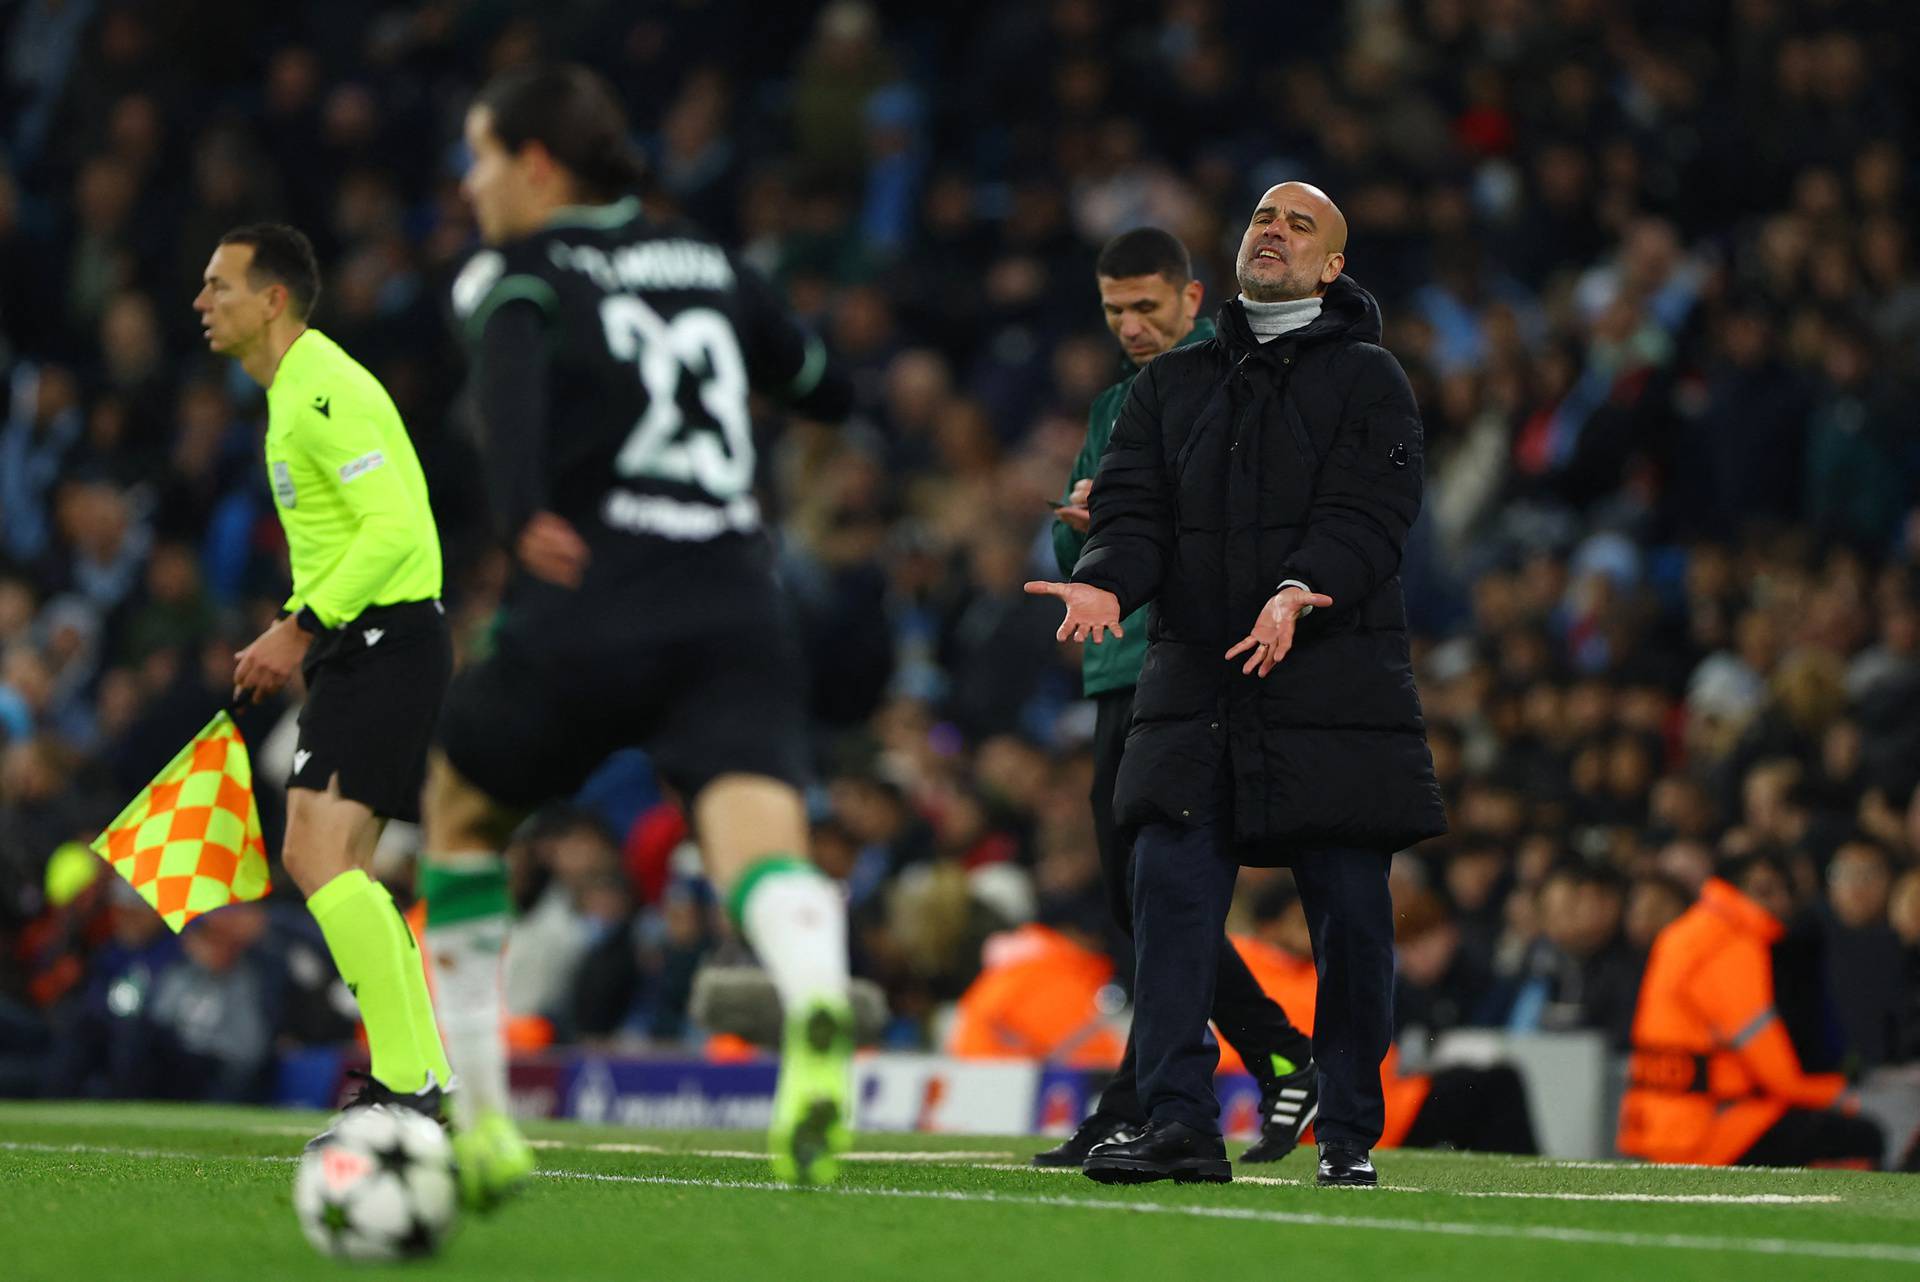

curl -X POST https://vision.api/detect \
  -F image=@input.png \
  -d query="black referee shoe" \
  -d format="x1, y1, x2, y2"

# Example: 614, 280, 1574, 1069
1031, 1113, 1136, 1168
1316, 1142, 1378, 1187
1239, 1059, 1318, 1164
306, 1071, 450, 1151
1083, 1120, 1231, 1185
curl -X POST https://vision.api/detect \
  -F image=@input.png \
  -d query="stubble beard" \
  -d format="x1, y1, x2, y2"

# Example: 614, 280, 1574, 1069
1236, 254, 1313, 303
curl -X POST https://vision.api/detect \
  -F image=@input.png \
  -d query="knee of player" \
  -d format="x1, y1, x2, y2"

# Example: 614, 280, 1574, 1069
422, 751, 520, 851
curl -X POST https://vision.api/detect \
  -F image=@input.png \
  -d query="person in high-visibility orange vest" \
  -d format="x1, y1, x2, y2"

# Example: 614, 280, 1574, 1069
1619, 855, 1885, 1167
1225, 886, 1536, 1153
947, 916, 1126, 1070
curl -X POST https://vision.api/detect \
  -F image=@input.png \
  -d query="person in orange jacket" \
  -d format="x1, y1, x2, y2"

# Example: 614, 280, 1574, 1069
1619, 854, 1884, 1167
1225, 885, 1537, 1153
947, 912, 1126, 1070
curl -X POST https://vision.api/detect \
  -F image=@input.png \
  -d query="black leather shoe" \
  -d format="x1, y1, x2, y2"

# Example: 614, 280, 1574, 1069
1240, 1060, 1319, 1164
1316, 1142, 1377, 1187
1084, 1119, 1231, 1184
1031, 1113, 1136, 1167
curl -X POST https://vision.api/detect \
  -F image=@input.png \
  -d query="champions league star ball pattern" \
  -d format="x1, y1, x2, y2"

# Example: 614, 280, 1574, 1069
294, 1106, 459, 1262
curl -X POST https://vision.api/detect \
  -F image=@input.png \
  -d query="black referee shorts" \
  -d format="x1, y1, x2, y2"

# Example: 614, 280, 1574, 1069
292, 599, 452, 822
437, 586, 809, 812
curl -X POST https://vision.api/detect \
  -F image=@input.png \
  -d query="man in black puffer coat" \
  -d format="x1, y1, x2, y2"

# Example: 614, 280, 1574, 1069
1027, 182, 1446, 1188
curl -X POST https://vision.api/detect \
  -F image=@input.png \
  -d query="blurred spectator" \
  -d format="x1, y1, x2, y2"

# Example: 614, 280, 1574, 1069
1391, 887, 1494, 1047
1624, 873, 1690, 957
504, 809, 632, 1031
1825, 840, 1905, 1070
1678, 297, 1808, 537
1510, 862, 1639, 1047
2, 364, 84, 564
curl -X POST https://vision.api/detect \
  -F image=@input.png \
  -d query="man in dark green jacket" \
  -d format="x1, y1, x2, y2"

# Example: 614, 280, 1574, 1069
1033, 228, 1316, 1170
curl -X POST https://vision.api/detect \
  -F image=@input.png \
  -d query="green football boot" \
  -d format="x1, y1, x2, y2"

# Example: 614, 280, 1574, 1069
452, 1108, 537, 1210
768, 995, 855, 1185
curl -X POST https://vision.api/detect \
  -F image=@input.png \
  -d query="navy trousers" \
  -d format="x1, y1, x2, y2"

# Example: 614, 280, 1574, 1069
1130, 811, 1394, 1147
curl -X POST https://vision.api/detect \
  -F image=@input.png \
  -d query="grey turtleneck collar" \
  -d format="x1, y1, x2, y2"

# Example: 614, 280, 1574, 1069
1238, 294, 1323, 342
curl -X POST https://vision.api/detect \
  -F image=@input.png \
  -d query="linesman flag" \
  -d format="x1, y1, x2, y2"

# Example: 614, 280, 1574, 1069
90, 711, 270, 931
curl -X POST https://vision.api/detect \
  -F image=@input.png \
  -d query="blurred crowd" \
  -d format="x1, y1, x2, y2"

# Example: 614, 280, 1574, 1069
2, 0, 1918, 1102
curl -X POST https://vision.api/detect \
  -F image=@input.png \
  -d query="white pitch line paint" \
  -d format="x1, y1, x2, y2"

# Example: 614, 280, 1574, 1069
1464, 1191, 1842, 1205
0, 1138, 1887, 1261
0, 1108, 326, 1136
1513, 1160, 1818, 1175
534, 1169, 1920, 1264
842, 1151, 1016, 1162
973, 1163, 1836, 1205
0, 1140, 298, 1164
1213, 1176, 1838, 1205
528, 1141, 1014, 1162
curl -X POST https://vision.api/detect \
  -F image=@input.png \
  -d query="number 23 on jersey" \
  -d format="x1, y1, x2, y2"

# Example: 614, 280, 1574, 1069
598, 293, 753, 501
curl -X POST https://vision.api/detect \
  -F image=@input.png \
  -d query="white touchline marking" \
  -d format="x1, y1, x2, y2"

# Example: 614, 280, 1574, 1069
977, 1164, 1837, 1204
0, 1140, 299, 1164
0, 1107, 330, 1134
979, 1164, 1079, 1173
527, 1141, 1014, 1162
533, 1170, 1920, 1263
1464, 1192, 1842, 1205
842, 1151, 1016, 1162
1513, 1160, 1820, 1175
0, 1139, 1901, 1262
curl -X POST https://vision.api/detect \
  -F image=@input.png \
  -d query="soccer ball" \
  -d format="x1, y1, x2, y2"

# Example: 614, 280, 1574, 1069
294, 1106, 458, 1261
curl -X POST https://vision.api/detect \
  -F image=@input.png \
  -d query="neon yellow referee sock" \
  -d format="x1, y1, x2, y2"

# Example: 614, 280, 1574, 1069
310, 868, 453, 1095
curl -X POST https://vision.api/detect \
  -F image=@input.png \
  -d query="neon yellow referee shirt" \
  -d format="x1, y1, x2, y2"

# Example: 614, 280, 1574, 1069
264, 329, 441, 628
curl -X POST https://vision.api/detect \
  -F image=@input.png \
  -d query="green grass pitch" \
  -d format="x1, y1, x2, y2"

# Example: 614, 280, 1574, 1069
4, 1102, 1919, 1281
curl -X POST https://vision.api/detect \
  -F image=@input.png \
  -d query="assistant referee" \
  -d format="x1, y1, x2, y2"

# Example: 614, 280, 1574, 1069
195, 223, 455, 1121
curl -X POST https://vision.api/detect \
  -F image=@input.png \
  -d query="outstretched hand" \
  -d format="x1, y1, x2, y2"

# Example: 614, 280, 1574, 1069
1024, 580, 1124, 644
1225, 586, 1334, 677
517, 511, 590, 588
1054, 477, 1094, 534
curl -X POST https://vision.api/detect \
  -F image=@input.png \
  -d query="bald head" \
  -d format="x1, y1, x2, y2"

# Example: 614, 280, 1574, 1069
1271, 182, 1348, 252
1236, 181, 1349, 302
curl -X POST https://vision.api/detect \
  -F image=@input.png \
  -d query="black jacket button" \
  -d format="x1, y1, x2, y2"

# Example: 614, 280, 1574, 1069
1389, 442, 1409, 467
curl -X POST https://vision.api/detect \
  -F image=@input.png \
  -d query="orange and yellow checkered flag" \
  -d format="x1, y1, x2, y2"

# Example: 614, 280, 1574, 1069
90, 710, 270, 932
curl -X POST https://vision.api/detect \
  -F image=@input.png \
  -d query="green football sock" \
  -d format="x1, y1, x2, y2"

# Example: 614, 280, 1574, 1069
729, 855, 849, 1014
309, 868, 453, 1094
422, 855, 513, 1129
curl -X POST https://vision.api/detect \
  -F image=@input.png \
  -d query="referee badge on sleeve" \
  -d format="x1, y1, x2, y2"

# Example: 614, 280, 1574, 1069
338, 451, 386, 483
272, 461, 297, 508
